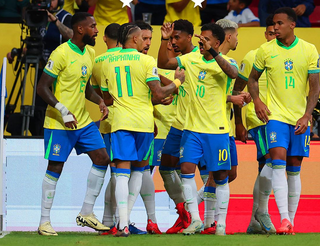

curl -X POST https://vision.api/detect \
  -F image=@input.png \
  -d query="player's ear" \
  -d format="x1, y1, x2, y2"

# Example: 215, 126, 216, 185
103, 35, 107, 43
187, 34, 192, 42
290, 21, 296, 30
77, 25, 83, 35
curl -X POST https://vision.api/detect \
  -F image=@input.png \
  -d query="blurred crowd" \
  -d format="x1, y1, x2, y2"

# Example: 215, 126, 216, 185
0, 0, 318, 27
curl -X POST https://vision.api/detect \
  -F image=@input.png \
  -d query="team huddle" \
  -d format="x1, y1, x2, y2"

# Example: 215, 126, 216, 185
36, 6, 320, 237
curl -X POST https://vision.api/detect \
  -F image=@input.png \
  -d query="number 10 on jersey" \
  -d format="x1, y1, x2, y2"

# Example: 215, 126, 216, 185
115, 66, 133, 97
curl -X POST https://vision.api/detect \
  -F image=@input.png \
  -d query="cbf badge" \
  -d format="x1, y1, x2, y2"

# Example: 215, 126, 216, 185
198, 71, 207, 81
270, 132, 277, 143
81, 65, 87, 77
284, 59, 293, 71
53, 144, 61, 156
179, 147, 184, 158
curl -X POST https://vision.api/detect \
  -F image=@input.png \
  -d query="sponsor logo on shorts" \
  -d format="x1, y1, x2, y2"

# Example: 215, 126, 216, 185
218, 161, 227, 166
270, 132, 277, 143
53, 144, 61, 156
179, 147, 184, 158
157, 150, 162, 161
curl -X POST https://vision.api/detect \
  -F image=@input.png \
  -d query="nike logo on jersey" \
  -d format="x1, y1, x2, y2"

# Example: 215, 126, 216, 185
71, 60, 77, 64
191, 61, 198, 64
165, 72, 171, 75
271, 55, 279, 59
218, 161, 227, 166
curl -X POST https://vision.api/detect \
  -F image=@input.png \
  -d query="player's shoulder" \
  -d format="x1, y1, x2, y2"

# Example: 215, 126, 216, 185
222, 54, 237, 64
242, 49, 258, 62
297, 37, 317, 52
86, 45, 96, 57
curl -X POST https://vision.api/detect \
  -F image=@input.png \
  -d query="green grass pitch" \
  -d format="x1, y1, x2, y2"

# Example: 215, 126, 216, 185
1, 232, 320, 246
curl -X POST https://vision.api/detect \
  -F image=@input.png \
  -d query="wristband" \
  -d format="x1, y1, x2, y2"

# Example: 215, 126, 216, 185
172, 79, 181, 88
52, 17, 58, 24
55, 102, 74, 123
207, 47, 219, 58
161, 37, 169, 41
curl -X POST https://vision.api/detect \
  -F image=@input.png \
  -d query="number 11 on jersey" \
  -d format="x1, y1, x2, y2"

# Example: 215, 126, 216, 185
115, 66, 133, 97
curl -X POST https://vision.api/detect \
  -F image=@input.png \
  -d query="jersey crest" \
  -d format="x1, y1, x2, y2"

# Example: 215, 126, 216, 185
198, 70, 207, 81
284, 59, 293, 71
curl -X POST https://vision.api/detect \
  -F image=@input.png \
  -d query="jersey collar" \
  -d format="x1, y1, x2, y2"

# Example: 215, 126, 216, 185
107, 47, 122, 52
276, 36, 299, 50
120, 48, 138, 53
67, 40, 86, 55
192, 46, 199, 52
233, 8, 246, 16
201, 52, 222, 63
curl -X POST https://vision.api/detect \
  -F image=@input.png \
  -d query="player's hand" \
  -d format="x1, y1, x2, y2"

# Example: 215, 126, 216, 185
46, 10, 56, 22
161, 22, 174, 40
99, 101, 109, 121
236, 123, 248, 143
240, 91, 252, 104
194, 34, 211, 51
64, 113, 78, 129
161, 95, 173, 105
6, 52, 14, 64
174, 67, 185, 83
295, 114, 310, 135
254, 98, 271, 123
231, 95, 245, 108
293, 4, 306, 16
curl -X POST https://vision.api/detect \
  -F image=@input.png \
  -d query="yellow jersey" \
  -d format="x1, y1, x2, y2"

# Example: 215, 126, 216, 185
43, 40, 94, 130
164, 0, 202, 26
101, 48, 160, 133
92, 47, 122, 134
239, 48, 267, 130
94, 0, 129, 26
63, 0, 75, 15
178, 52, 238, 134
154, 68, 178, 139
254, 37, 320, 126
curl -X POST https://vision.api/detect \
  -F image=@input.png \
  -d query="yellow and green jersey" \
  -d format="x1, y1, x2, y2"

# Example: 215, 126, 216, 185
101, 48, 160, 133
238, 48, 267, 130
154, 68, 178, 139
254, 37, 320, 126
43, 40, 95, 130
164, 0, 202, 26
94, 0, 129, 26
172, 46, 199, 131
225, 55, 238, 137
91, 47, 122, 134
177, 52, 238, 134
63, 0, 76, 15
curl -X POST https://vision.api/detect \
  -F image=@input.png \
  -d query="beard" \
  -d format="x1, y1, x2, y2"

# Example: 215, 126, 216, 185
82, 34, 96, 46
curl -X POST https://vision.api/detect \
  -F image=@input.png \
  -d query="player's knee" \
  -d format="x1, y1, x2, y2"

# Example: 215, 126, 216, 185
91, 149, 110, 166
228, 172, 237, 183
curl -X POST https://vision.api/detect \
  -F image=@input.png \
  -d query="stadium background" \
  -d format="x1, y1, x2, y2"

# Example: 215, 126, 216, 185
0, 25, 319, 233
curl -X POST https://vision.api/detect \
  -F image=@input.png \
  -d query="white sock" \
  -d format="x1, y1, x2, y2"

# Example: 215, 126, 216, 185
102, 175, 115, 227
159, 168, 185, 205
115, 168, 130, 229
80, 165, 106, 216
40, 171, 60, 225
140, 168, 157, 223
272, 160, 289, 222
257, 161, 273, 214
127, 168, 144, 219
203, 186, 216, 228
287, 166, 301, 226
197, 184, 205, 205
110, 174, 117, 220
215, 178, 230, 226
250, 174, 259, 224
181, 174, 200, 221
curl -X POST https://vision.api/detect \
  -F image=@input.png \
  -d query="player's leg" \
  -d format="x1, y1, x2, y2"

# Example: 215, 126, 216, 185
197, 167, 209, 205
266, 121, 291, 234
249, 126, 275, 234
180, 131, 204, 235
38, 128, 74, 236
284, 125, 310, 232
228, 136, 238, 183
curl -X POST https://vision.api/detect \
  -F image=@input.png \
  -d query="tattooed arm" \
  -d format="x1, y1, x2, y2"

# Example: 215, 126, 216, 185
215, 55, 238, 79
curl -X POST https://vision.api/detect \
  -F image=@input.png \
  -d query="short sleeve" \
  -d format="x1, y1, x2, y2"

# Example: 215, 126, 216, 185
253, 46, 266, 73
43, 48, 65, 78
100, 62, 109, 92
146, 56, 160, 83
224, 11, 234, 20
308, 45, 320, 74
244, 8, 260, 22
176, 53, 190, 70
239, 53, 254, 81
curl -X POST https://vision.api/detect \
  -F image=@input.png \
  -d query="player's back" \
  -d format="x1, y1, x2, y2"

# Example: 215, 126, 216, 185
102, 49, 159, 133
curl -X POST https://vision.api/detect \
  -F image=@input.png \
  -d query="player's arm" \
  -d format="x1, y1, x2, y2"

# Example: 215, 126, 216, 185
102, 91, 113, 107
149, 68, 185, 105
195, 34, 238, 79
158, 23, 179, 70
85, 80, 108, 121
37, 72, 78, 129
159, 74, 179, 94
295, 73, 320, 135
47, 11, 73, 40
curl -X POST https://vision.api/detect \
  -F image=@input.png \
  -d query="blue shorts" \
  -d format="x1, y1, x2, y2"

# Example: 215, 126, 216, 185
180, 130, 231, 172
44, 122, 105, 162
150, 139, 166, 166
249, 125, 269, 163
229, 136, 238, 166
103, 133, 111, 157
266, 120, 310, 157
162, 127, 183, 158
111, 130, 154, 162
